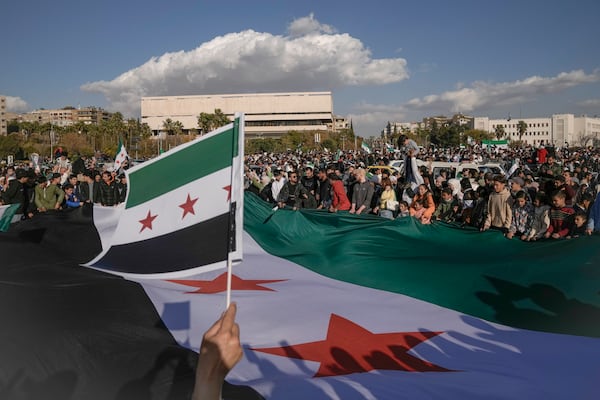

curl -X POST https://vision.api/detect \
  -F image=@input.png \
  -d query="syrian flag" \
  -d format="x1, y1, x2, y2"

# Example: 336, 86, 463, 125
0, 204, 21, 232
361, 142, 371, 154
506, 158, 520, 178
385, 143, 395, 152
86, 115, 245, 278
132, 193, 600, 400
2, 193, 599, 400
114, 137, 129, 171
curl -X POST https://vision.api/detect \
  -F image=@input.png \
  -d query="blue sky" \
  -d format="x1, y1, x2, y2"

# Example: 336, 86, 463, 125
2, 0, 600, 136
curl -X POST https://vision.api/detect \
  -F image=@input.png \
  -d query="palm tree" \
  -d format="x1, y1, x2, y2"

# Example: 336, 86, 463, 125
517, 120, 527, 142
494, 124, 506, 140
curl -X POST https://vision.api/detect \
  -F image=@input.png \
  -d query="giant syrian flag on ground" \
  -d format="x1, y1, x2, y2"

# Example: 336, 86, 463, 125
132, 193, 599, 399
1, 139, 599, 397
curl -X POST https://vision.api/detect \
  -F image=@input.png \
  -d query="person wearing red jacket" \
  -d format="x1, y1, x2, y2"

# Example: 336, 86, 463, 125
328, 173, 351, 212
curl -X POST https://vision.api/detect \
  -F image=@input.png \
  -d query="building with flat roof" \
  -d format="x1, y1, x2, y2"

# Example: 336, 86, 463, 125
10, 106, 113, 127
141, 91, 335, 139
473, 115, 600, 146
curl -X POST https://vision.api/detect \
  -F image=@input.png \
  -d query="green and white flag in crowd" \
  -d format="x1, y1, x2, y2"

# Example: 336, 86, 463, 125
114, 137, 129, 171
361, 141, 371, 153
133, 193, 600, 400
386, 142, 395, 152
86, 115, 245, 279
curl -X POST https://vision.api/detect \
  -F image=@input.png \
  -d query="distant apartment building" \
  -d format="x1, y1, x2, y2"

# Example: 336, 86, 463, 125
0, 96, 6, 136
141, 91, 335, 139
473, 114, 600, 146
330, 115, 350, 132
14, 106, 112, 127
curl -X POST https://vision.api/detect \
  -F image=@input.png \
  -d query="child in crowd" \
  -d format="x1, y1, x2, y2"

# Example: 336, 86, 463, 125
397, 201, 410, 218
506, 190, 534, 240
410, 184, 435, 222
433, 187, 459, 223
469, 186, 488, 229
567, 212, 588, 239
373, 178, 397, 219
544, 191, 575, 239
586, 191, 600, 235
482, 175, 513, 233
524, 192, 551, 241
410, 199, 431, 224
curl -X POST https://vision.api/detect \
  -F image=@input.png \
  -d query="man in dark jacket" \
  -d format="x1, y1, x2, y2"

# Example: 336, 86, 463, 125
2, 169, 31, 216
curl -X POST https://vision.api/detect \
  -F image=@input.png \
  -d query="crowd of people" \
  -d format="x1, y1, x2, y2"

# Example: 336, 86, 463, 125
0, 151, 127, 218
244, 139, 600, 240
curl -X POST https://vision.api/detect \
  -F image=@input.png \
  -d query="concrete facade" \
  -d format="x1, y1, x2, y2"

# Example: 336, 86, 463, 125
141, 92, 334, 138
472, 114, 600, 146
10, 107, 112, 126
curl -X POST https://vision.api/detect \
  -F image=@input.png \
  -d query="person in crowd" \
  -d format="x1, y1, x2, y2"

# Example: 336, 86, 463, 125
99, 171, 119, 206
506, 190, 534, 240
469, 186, 489, 229
270, 169, 286, 204
328, 173, 351, 213
567, 212, 588, 239
243, 168, 263, 196
460, 185, 477, 226
509, 177, 531, 203
524, 192, 551, 241
538, 155, 563, 194
2, 169, 31, 216
574, 191, 594, 217
373, 178, 397, 219
585, 191, 600, 235
552, 174, 576, 206
343, 164, 357, 200
116, 174, 128, 203
34, 174, 65, 212
65, 174, 84, 202
397, 134, 424, 186
397, 200, 410, 218
481, 175, 513, 233
300, 166, 318, 198
349, 168, 374, 215
277, 171, 309, 210
316, 168, 332, 210
523, 177, 539, 202
410, 199, 431, 224
62, 183, 84, 209
71, 153, 86, 176
433, 187, 459, 223
410, 184, 436, 222
192, 303, 243, 400
544, 191, 575, 239
80, 170, 100, 204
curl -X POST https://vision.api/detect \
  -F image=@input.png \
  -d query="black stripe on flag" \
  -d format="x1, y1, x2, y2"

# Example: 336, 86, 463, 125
91, 213, 230, 274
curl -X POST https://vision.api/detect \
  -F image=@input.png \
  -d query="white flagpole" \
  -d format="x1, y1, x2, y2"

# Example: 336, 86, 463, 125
226, 256, 232, 307
225, 114, 241, 309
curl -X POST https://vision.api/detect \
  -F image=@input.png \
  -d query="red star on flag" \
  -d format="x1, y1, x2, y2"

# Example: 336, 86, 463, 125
223, 185, 231, 201
168, 272, 287, 294
179, 194, 198, 219
253, 314, 453, 377
139, 210, 158, 232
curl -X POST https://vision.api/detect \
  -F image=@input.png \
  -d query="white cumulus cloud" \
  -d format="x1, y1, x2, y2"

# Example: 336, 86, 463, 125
4, 96, 29, 113
347, 70, 600, 136
287, 12, 336, 37
81, 15, 408, 116
404, 69, 600, 113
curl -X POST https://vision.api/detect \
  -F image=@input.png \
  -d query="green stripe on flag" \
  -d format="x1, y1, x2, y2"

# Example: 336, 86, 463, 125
126, 125, 238, 208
